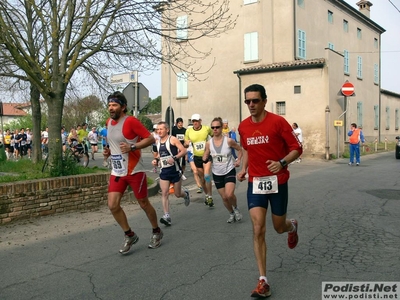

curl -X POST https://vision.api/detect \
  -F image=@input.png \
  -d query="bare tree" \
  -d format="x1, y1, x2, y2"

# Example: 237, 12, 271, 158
0, 0, 236, 166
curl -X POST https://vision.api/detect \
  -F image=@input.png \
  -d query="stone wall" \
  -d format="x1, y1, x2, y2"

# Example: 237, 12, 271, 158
0, 173, 128, 224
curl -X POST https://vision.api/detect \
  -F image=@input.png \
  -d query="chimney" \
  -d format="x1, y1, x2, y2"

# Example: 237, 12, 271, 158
356, 0, 373, 18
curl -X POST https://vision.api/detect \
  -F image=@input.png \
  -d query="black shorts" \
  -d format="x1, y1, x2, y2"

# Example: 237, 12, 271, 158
194, 155, 211, 169
212, 168, 236, 189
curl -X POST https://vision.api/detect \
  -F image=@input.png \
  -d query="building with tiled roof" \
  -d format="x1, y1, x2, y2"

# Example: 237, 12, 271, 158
160, 0, 400, 158
0, 103, 27, 125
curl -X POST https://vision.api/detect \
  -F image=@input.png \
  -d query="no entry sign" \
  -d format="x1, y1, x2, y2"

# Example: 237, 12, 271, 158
341, 81, 355, 97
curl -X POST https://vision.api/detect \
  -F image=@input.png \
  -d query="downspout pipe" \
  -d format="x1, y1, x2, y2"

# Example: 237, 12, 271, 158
237, 73, 242, 123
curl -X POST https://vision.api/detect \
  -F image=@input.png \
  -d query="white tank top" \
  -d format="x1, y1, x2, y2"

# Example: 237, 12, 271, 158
209, 136, 235, 176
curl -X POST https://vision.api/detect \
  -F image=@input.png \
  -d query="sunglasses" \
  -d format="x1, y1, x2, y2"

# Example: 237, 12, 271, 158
211, 126, 221, 130
244, 98, 262, 105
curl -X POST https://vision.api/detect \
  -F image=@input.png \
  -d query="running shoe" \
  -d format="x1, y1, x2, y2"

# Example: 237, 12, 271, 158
102, 160, 108, 167
251, 279, 271, 298
234, 208, 242, 222
207, 196, 214, 207
119, 233, 139, 254
348, 162, 353, 165
356, 163, 360, 166
183, 187, 190, 206
148, 230, 164, 249
288, 219, 298, 249
160, 216, 172, 226
227, 213, 235, 223
197, 187, 203, 194
181, 174, 187, 181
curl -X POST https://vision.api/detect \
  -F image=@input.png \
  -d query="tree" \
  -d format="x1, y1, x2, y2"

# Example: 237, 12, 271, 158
140, 96, 161, 115
63, 95, 104, 130
0, 0, 236, 166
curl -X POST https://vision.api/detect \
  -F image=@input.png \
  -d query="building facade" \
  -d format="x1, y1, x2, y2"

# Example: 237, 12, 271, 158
161, 0, 400, 158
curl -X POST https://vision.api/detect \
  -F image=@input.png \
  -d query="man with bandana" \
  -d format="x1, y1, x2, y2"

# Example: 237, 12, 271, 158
103, 91, 163, 254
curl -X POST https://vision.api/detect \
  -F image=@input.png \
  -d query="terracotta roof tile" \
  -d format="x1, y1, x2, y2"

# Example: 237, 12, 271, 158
2, 103, 27, 116
234, 58, 326, 74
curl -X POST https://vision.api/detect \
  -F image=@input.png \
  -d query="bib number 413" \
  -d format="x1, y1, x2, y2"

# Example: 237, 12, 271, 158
252, 175, 278, 194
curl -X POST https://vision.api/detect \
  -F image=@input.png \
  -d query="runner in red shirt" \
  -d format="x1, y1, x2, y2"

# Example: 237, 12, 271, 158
237, 84, 302, 298
103, 91, 163, 254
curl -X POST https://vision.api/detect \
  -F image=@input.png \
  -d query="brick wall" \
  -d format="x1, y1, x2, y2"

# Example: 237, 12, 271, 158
0, 173, 133, 224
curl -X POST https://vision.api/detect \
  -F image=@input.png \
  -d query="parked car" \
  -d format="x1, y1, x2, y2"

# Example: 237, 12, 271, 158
396, 136, 400, 159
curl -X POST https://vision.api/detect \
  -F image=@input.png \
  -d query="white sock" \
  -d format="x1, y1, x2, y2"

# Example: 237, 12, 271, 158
259, 276, 268, 283
164, 213, 170, 218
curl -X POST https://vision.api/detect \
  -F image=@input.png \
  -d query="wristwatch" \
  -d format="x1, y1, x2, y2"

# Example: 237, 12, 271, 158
279, 159, 288, 168
130, 144, 136, 151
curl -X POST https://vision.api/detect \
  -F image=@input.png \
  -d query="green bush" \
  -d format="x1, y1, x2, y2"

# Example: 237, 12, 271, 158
0, 144, 6, 162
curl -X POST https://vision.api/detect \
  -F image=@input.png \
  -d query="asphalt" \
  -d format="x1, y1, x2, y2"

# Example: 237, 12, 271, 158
0, 151, 399, 300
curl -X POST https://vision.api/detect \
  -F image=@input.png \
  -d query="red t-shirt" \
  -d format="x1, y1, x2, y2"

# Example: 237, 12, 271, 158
238, 111, 303, 184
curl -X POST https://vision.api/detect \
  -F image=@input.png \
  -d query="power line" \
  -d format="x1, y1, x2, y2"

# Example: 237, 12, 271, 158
388, 0, 400, 13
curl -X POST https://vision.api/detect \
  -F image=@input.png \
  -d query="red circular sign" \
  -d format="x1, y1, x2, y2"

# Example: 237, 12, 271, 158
341, 82, 355, 97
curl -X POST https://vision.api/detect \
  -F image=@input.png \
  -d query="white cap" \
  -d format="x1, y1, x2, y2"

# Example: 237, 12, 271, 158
191, 114, 201, 121
223, 119, 228, 123
153, 124, 158, 129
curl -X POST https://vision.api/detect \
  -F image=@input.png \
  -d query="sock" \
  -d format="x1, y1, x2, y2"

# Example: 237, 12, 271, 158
290, 222, 296, 232
164, 213, 170, 218
124, 229, 134, 237
153, 227, 161, 233
259, 276, 268, 283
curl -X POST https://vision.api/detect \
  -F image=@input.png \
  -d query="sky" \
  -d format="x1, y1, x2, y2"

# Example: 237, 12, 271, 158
138, 0, 400, 99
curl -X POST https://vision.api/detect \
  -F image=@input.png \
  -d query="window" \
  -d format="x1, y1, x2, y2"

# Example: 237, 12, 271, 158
357, 102, 363, 128
176, 15, 188, 41
276, 102, 286, 115
374, 64, 379, 84
244, 32, 258, 62
176, 72, 188, 98
244, 0, 257, 4
374, 38, 378, 48
343, 20, 349, 32
396, 109, 399, 130
357, 56, 362, 79
374, 105, 379, 130
297, 30, 306, 59
386, 107, 390, 130
297, 0, 305, 8
294, 86, 301, 94
328, 11, 333, 24
328, 43, 334, 50
357, 28, 362, 39
344, 50, 349, 74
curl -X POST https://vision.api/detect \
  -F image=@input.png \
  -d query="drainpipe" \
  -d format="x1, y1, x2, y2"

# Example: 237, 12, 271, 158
325, 105, 330, 160
237, 73, 242, 123
378, 34, 382, 143
293, 0, 297, 59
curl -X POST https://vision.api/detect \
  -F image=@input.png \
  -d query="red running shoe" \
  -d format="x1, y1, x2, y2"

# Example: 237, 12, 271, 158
251, 279, 271, 298
288, 219, 298, 249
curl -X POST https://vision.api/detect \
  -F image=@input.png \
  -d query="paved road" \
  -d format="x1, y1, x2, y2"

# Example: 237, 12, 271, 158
0, 152, 399, 299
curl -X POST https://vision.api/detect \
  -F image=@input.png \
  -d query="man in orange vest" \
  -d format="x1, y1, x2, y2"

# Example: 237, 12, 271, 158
348, 123, 365, 166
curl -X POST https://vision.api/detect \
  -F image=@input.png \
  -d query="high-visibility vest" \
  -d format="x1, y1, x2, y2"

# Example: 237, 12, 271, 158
349, 129, 361, 144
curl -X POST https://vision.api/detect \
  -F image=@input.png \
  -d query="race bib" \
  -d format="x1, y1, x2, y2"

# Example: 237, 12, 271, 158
160, 155, 174, 168
252, 175, 278, 194
212, 154, 228, 163
111, 154, 126, 175
176, 134, 184, 141
193, 141, 205, 152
